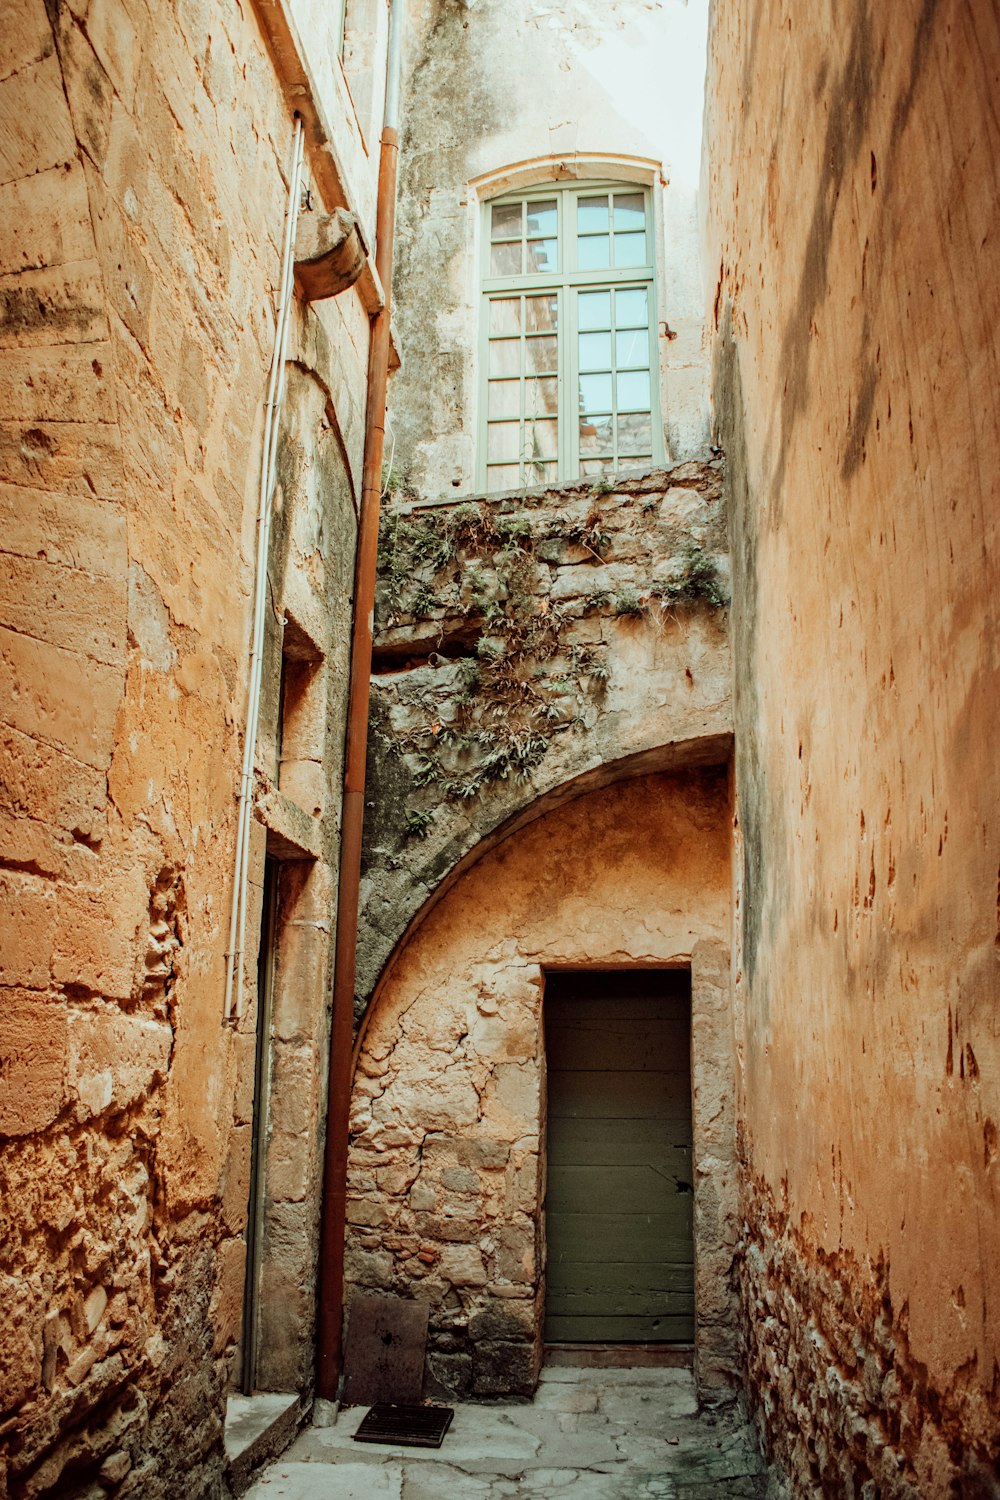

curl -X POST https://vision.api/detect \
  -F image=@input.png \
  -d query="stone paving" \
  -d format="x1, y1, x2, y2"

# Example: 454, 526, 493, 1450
244, 1366, 772, 1499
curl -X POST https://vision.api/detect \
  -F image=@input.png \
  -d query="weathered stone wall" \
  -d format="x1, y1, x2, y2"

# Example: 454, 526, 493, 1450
0, 0, 380, 1492
704, 1, 1000, 1491
390, 0, 711, 498
360, 461, 731, 1014
347, 769, 737, 1401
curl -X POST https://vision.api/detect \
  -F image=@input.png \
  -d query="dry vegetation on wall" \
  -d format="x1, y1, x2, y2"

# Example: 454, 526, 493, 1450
372, 467, 730, 831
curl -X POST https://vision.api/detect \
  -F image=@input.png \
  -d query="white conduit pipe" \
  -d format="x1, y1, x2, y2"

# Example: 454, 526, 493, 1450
224, 117, 304, 1021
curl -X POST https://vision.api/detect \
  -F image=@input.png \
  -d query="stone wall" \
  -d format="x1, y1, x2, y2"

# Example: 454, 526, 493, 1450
704, 0, 1000, 1491
346, 769, 737, 1400
360, 461, 731, 1015
0, 0, 380, 1492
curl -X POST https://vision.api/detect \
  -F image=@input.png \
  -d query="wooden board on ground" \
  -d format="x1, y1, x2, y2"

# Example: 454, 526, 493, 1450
341, 1293, 429, 1407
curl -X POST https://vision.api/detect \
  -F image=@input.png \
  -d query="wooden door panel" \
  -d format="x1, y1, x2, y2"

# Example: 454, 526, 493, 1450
544, 971, 694, 1343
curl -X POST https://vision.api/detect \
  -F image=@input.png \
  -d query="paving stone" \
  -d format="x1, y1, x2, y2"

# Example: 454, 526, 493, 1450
245, 1460, 404, 1499
249, 1367, 768, 1497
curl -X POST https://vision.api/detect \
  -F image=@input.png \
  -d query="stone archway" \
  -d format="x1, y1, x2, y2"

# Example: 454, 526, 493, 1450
344, 766, 739, 1405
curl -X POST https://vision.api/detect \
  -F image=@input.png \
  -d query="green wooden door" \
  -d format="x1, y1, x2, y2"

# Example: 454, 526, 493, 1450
543, 970, 693, 1343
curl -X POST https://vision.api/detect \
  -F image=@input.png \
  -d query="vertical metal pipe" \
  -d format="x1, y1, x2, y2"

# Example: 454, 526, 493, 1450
316, 0, 403, 1401
224, 118, 303, 1020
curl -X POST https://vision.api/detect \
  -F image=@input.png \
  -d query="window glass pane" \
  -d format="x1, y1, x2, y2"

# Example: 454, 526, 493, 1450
526, 199, 557, 237
491, 201, 522, 240
488, 463, 521, 491
579, 416, 613, 455
579, 331, 612, 372
489, 298, 521, 336
614, 232, 647, 267
618, 411, 652, 454
489, 339, 521, 377
578, 234, 611, 270
579, 373, 613, 414
615, 287, 648, 328
577, 196, 609, 233
526, 335, 558, 372
617, 369, 651, 411
491, 240, 523, 276
526, 238, 558, 274
526, 459, 558, 482
578, 291, 612, 331
613, 192, 645, 231
616, 329, 648, 370
488, 379, 520, 419
525, 418, 558, 459
525, 375, 559, 416
581, 456, 616, 478
525, 294, 559, 333
487, 422, 521, 462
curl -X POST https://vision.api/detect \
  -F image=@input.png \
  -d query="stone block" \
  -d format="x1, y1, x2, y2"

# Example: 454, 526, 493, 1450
51, 880, 139, 999
420, 1216, 480, 1244
0, 989, 67, 1135
0, 341, 115, 424
468, 1299, 536, 1344
437, 1245, 487, 1288
0, 626, 122, 772
0, 52, 75, 183
440, 1166, 478, 1193
0, 161, 96, 276
0, 419, 125, 500
0, 554, 126, 667
268, 1129, 312, 1205
492, 1221, 536, 1283
269, 1042, 319, 1139
471, 1339, 538, 1397
210, 1236, 247, 1359
0, 484, 126, 581
424, 1349, 472, 1400
0, 870, 56, 988
65, 1010, 172, 1118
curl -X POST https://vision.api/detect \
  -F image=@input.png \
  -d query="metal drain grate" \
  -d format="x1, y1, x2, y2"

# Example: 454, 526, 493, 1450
352, 1403, 454, 1449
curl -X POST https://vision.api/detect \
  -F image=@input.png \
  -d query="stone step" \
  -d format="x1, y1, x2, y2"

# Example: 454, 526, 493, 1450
225, 1392, 303, 1496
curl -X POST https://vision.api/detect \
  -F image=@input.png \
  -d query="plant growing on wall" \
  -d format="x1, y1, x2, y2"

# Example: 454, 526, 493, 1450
373, 480, 727, 811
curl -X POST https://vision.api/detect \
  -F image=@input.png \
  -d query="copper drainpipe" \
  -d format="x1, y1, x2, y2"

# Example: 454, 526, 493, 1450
316, 0, 404, 1403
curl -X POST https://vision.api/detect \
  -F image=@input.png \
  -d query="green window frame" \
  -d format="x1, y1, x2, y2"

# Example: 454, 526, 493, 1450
478, 181, 663, 492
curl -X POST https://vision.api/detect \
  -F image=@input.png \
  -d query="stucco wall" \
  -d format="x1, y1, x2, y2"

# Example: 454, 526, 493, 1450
704, 1, 1000, 1492
390, 0, 711, 498
346, 768, 737, 1400
0, 0, 378, 1492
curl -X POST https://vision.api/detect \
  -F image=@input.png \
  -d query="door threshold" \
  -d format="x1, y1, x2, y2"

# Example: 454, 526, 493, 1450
544, 1343, 694, 1369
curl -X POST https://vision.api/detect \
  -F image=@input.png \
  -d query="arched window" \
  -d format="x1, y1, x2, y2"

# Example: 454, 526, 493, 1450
479, 181, 662, 492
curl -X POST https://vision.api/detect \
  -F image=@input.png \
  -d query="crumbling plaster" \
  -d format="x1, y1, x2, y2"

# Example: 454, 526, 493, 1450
390, 0, 711, 498
359, 461, 731, 1017
704, 0, 1000, 1491
347, 768, 739, 1402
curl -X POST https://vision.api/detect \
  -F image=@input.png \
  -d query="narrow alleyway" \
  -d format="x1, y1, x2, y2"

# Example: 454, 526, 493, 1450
244, 1367, 770, 1499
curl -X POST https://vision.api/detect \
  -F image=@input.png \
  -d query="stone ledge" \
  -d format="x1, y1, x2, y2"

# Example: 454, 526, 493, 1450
256, 784, 322, 861
225, 1391, 303, 1496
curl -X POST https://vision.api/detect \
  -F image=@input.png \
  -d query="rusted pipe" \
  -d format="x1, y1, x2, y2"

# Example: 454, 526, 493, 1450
316, 0, 403, 1403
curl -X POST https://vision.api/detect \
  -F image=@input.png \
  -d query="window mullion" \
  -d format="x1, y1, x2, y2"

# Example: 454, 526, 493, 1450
565, 284, 577, 481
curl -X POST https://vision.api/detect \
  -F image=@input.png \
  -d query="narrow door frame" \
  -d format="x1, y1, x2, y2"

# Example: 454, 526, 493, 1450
241, 857, 280, 1394
540, 939, 739, 1403
542, 967, 694, 1346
